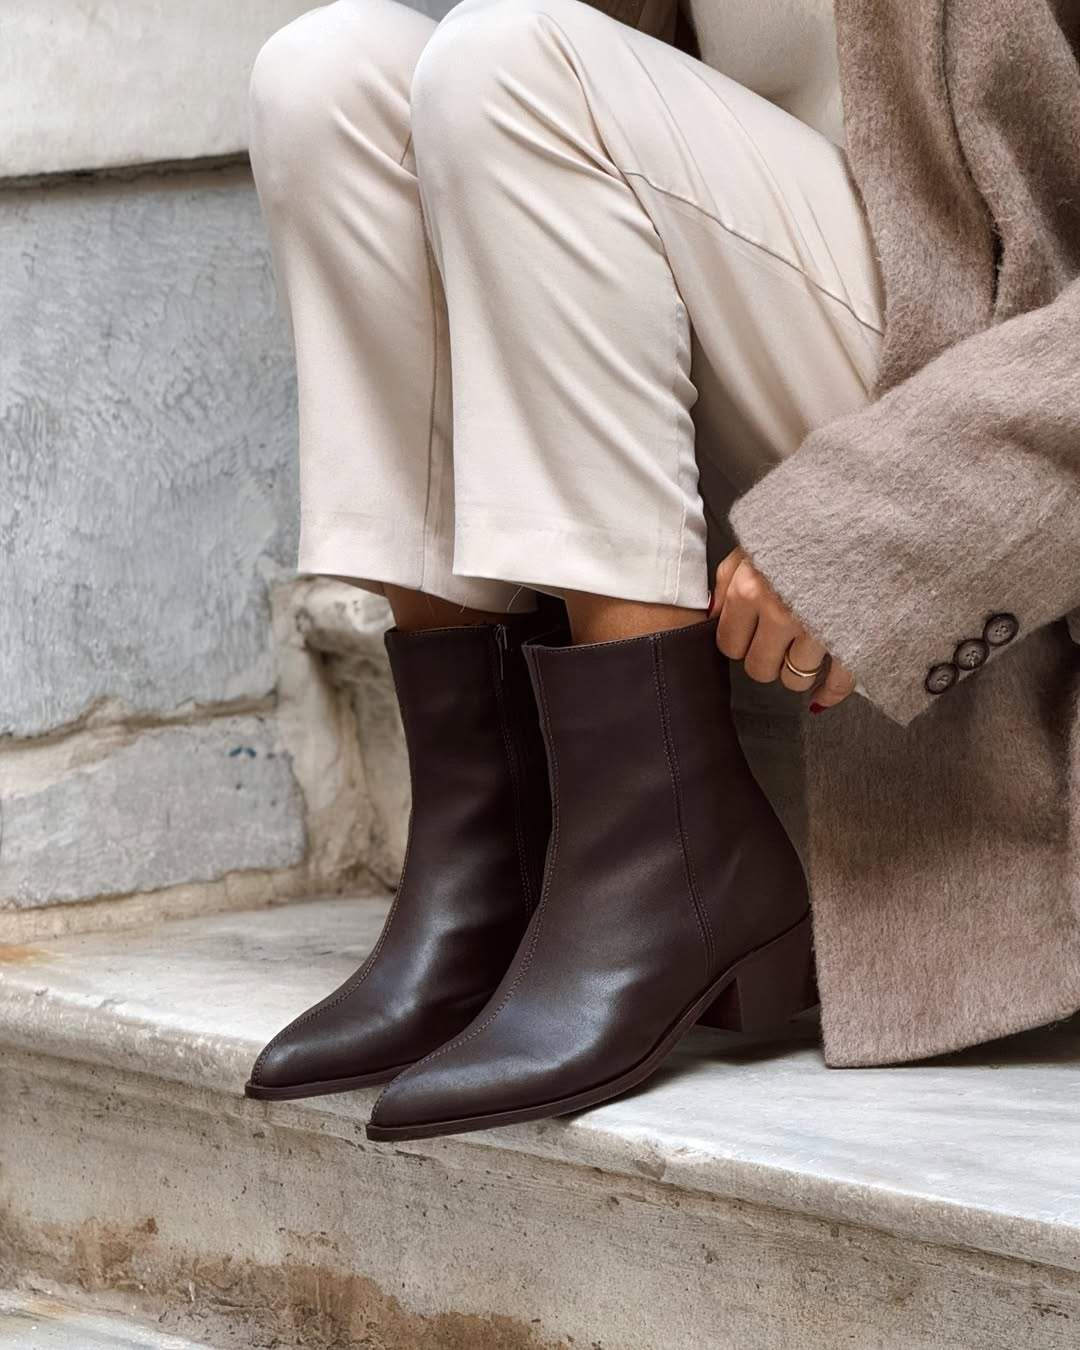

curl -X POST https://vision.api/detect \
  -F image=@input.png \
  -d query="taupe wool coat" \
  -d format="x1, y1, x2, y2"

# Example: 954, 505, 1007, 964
596, 0, 1080, 1064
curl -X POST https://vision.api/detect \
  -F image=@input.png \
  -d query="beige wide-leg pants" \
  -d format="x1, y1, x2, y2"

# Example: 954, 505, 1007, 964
249, 0, 882, 614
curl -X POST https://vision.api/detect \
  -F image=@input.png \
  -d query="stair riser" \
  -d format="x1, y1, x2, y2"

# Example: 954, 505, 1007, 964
4, 1051, 1079, 1350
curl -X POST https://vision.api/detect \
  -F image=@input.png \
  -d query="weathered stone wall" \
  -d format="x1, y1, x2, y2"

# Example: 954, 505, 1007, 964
0, 164, 403, 935
0, 1, 330, 178
2, 173, 295, 741
0, 0, 424, 934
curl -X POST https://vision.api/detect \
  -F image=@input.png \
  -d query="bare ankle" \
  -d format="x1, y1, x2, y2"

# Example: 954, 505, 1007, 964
383, 584, 507, 632
563, 590, 706, 644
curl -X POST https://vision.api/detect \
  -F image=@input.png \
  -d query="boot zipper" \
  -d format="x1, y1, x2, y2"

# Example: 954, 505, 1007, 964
493, 623, 535, 914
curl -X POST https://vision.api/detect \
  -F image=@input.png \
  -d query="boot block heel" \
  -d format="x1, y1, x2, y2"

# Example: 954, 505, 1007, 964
698, 915, 818, 1033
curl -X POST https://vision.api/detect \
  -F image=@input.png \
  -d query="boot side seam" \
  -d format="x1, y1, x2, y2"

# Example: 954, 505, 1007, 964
489, 636, 536, 916
371, 656, 563, 1101
652, 638, 715, 973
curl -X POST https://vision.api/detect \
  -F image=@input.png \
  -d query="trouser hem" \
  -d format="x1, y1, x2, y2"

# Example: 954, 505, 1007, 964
299, 511, 536, 613
454, 517, 710, 610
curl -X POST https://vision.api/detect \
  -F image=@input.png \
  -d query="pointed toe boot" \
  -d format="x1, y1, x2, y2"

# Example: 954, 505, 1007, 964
366, 619, 815, 1141
245, 614, 559, 1101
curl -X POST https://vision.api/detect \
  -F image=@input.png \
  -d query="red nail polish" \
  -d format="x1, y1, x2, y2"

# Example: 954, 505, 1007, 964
809, 703, 825, 715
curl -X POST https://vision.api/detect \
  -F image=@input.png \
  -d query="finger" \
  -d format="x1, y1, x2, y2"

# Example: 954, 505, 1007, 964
745, 615, 799, 685
709, 548, 746, 616
744, 610, 803, 683
717, 558, 773, 659
716, 594, 758, 660
811, 657, 856, 709
779, 632, 828, 692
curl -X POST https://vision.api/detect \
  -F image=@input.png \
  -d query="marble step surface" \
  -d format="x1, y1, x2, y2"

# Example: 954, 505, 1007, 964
1, 895, 1079, 1348
0, 1291, 219, 1348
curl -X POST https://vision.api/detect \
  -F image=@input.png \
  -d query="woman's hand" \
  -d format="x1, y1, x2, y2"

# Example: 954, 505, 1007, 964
709, 547, 854, 710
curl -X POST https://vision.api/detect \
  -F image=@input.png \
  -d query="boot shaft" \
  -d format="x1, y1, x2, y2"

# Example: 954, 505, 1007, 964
524, 619, 809, 970
385, 613, 565, 909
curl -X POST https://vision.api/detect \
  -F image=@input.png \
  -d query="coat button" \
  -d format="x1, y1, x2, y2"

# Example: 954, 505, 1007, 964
925, 662, 958, 695
954, 638, 989, 671
983, 613, 1019, 647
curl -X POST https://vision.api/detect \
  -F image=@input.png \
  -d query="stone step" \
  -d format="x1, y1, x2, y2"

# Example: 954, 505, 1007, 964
1, 896, 1079, 1349
0, 1291, 220, 1348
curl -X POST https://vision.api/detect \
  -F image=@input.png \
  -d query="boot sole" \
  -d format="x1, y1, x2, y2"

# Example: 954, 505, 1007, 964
365, 913, 816, 1142
245, 1062, 413, 1102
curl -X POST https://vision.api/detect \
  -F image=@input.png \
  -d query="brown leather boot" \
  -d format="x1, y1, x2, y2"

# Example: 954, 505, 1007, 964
245, 613, 560, 1101
366, 618, 815, 1141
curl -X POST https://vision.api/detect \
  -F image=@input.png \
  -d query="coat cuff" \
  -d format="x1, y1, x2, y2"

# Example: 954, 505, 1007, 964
728, 428, 1029, 728
729, 279, 1080, 727
729, 452, 929, 726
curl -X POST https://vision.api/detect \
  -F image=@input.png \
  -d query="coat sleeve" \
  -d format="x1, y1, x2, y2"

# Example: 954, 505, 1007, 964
728, 277, 1080, 727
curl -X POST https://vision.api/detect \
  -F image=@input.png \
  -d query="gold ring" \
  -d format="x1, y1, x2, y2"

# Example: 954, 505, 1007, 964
783, 650, 824, 681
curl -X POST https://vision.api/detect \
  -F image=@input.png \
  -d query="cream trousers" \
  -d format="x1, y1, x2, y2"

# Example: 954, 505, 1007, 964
249, 0, 883, 613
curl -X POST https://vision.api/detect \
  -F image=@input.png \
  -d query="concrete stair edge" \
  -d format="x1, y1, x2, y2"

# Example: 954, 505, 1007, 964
1, 896, 1078, 1280
0, 1288, 223, 1348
